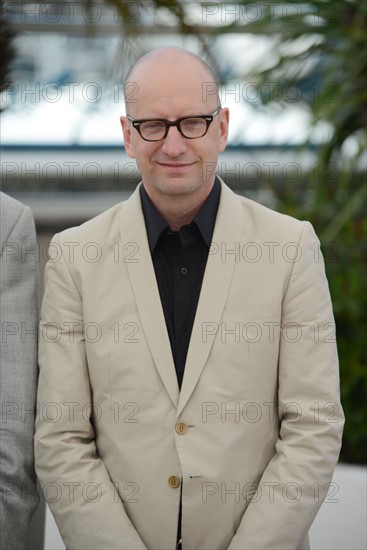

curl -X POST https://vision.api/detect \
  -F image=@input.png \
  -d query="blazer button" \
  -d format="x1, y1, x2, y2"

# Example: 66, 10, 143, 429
175, 422, 188, 435
168, 475, 181, 489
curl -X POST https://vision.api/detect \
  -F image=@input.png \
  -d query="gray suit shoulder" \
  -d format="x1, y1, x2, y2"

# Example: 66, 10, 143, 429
0, 191, 32, 218
0, 192, 35, 242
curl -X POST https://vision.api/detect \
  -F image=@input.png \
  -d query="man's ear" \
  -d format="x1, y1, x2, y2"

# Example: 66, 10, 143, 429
218, 107, 229, 154
120, 116, 135, 159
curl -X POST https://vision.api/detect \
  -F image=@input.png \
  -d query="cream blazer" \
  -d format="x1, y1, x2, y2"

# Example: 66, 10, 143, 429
35, 180, 344, 549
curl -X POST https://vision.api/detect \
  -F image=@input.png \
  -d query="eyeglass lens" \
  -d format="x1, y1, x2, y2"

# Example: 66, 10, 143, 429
140, 117, 208, 140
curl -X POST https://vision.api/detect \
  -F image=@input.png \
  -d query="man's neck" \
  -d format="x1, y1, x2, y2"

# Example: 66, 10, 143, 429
144, 183, 215, 231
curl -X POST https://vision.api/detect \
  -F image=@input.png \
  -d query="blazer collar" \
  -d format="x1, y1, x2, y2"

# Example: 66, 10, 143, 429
140, 177, 221, 252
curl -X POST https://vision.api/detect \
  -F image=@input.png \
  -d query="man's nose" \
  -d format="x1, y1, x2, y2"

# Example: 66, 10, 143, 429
161, 125, 187, 156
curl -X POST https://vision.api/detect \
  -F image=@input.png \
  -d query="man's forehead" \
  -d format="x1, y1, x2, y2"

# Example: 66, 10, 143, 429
123, 49, 219, 113
124, 63, 218, 114
125, 86, 216, 119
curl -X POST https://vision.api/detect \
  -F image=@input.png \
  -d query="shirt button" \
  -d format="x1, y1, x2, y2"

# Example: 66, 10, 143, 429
168, 475, 181, 489
180, 267, 188, 276
175, 422, 189, 435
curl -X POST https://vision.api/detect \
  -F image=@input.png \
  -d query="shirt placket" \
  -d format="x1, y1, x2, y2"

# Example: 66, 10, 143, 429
173, 227, 195, 387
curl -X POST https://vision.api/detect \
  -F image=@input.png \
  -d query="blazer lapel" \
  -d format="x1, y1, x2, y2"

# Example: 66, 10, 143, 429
177, 182, 244, 417
121, 186, 180, 408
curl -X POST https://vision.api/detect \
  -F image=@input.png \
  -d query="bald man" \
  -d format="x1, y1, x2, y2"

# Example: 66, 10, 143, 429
35, 48, 344, 550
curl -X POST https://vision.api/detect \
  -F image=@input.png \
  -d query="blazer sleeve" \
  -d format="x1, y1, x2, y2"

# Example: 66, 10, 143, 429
0, 203, 39, 550
34, 234, 147, 550
228, 221, 344, 550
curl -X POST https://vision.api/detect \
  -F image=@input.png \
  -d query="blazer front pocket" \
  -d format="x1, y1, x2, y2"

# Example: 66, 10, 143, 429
212, 301, 281, 402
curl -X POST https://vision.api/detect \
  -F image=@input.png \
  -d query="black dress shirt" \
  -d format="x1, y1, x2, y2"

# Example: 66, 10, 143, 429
140, 178, 220, 389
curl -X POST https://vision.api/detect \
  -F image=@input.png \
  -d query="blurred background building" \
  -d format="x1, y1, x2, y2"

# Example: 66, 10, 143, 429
1, 1, 366, 548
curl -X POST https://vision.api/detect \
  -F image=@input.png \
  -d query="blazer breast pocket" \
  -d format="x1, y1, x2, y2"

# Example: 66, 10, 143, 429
231, 301, 281, 403
212, 301, 281, 402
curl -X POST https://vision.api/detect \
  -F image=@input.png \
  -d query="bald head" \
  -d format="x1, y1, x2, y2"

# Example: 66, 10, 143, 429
123, 47, 220, 113
125, 48, 218, 88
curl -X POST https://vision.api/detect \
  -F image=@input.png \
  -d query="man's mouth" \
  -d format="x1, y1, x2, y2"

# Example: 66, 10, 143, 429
156, 161, 196, 169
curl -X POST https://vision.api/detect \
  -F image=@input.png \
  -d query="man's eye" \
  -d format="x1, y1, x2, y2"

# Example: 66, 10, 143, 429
142, 122, 164, 132
184, 118, 202, 127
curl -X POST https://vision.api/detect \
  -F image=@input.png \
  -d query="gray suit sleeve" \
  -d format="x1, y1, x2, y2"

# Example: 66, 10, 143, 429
0, 199, 39, 550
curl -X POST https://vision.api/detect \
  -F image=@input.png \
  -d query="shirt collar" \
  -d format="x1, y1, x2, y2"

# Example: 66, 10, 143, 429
140, 177, 221, 252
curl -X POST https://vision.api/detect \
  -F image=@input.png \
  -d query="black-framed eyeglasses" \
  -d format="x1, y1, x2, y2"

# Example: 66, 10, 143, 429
126, 106, 222, 141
